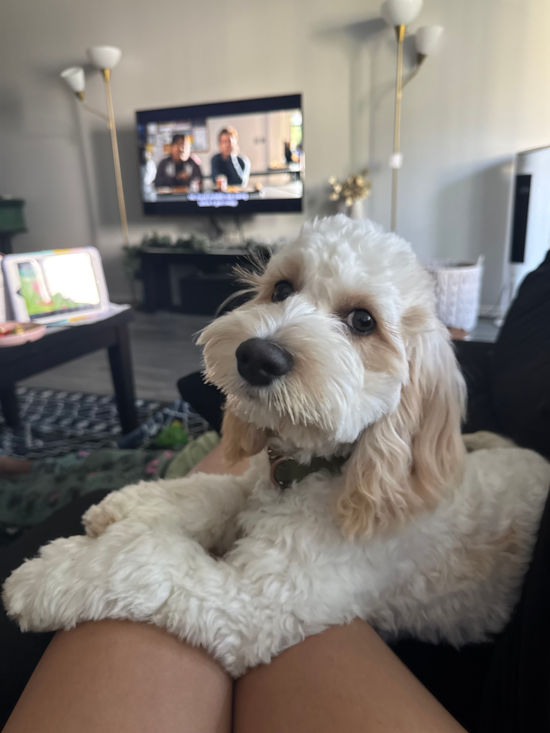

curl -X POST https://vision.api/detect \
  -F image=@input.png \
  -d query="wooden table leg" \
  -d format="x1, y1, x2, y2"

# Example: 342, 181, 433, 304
0, 385, 20, 429
108, 324, 139, 435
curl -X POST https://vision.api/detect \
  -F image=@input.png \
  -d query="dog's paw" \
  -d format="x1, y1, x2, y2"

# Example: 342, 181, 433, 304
82, 492, 132, 537
3, 559, 46, 630
2, 535, 90, 631
3, 522, 182, 634
83, 502, 118, 537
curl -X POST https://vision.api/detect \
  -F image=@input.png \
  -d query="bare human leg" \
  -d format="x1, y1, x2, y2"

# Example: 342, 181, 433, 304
3, 620, 232, 733
5, 617, 465, 733
235, 619, 466, 733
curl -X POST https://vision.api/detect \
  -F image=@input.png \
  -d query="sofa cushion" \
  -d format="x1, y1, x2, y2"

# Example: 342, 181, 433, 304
490, 251, 550, 459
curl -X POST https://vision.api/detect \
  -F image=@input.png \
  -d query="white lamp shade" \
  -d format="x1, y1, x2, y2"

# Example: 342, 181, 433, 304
381, 0, 423, 27
415, 25, 443, 55
60, 66, 85, 93
87, 46, 122, 70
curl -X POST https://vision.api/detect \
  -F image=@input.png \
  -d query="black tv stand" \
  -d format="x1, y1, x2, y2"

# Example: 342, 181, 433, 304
140, 246, 270, 314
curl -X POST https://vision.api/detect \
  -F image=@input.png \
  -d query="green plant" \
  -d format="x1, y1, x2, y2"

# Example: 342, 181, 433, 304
122, 233, 211, 287
141, 232, 210, 252
122, 244, 143, 282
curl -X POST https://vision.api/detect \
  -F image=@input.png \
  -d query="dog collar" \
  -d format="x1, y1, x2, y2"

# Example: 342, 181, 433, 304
267, 447, 347, 490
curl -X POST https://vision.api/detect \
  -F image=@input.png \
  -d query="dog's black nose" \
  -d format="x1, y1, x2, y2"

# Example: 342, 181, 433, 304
236, 338, 294, 387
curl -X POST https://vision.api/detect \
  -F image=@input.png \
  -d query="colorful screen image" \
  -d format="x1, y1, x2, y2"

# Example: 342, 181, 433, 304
16, 252, 100, 319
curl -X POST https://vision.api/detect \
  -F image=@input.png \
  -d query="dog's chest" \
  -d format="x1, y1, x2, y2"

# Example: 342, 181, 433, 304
235, 473, 341, 542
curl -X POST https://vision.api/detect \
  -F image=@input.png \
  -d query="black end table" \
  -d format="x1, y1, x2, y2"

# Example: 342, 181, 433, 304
0, 307, 139, 435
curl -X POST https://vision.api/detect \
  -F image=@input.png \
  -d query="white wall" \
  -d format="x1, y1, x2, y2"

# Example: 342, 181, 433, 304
1, 0, 550, 304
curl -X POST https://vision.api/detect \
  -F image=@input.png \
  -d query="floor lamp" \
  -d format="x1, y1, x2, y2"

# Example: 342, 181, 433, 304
380, 1, 443, 232
61, 47, 129, 248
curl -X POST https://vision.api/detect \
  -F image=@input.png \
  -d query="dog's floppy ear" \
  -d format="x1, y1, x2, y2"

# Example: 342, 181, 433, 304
221, 409, 268, 465
336, 320, 465, 538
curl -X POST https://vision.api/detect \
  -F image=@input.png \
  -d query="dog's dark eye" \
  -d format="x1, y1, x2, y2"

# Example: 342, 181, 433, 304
272, 281, 294, 303
346, 309, 376, 335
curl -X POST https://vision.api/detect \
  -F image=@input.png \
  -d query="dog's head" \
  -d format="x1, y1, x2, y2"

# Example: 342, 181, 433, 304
198, 215, 465, 537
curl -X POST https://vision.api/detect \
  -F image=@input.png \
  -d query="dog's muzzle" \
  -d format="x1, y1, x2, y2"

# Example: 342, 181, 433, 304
236, 338, 294, 387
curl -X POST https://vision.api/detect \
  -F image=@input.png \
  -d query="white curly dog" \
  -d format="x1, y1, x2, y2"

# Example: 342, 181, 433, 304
4, 216, 550, 677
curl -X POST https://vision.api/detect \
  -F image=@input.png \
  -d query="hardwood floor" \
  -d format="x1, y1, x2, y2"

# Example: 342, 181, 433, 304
22, 312, 212, 403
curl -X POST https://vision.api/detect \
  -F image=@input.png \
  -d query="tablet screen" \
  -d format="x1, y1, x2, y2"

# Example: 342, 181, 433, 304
17, 252, 101, 320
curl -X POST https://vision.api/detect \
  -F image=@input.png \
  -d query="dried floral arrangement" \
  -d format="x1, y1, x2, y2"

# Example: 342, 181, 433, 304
329, 170, 372, 206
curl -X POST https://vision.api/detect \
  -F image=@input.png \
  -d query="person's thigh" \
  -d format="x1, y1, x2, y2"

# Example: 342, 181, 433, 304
0, 490, 110, 726
4, 620, 232, 733
234, 619, 466, 733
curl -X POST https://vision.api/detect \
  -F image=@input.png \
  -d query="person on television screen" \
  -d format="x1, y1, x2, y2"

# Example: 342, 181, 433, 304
210, 127, 251, 187
154, 134, 203, 189
140, 146, 157, 184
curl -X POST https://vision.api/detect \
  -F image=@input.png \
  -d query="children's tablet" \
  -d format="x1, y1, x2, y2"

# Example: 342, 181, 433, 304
1, 247, 110, 325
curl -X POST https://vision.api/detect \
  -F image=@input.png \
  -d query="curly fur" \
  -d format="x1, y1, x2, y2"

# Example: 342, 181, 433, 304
3, 215, 550, 677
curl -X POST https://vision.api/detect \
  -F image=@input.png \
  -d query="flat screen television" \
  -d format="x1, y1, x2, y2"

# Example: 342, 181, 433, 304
136, 94, 303, 216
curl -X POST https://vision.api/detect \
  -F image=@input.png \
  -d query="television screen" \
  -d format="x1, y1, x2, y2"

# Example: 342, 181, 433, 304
136, 94, 303, 215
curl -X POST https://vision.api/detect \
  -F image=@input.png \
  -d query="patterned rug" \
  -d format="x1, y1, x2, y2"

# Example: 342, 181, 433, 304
0, 387, 210, 459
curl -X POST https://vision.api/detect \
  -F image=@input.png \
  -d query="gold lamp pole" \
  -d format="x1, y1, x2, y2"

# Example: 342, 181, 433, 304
99, 67, 129, 247
391, 23, 406, 233
61, 47, 130, 248
381, 1, 443, 233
